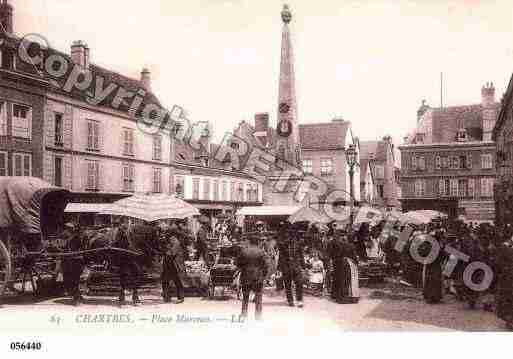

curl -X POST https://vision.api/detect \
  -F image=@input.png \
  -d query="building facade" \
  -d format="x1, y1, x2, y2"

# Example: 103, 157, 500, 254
359, 137, 400, 209
400, 84, 499, 221
1, 2, 176, 206
493, 72, 513, 230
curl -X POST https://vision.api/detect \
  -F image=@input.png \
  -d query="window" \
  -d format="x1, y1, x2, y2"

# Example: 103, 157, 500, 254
153, 168, 162, 193
122, 163, 135, 192
418, 157, 426, 171
86, 160, 99, 191
450, 179, 458, 197
221, 181, 228, 201
153, 135, 162, 161
254, 185, 260, 202
54, 113, 64, 146
320, 158, 333, 176
230, 181, 236, 201
12, 104, 31, 139
375, 165, 385, 179
480, 178, 494, 197
246, 184, 252, 202
466, 155, 473, 169
54, 157, 63, 187
0, 151, 7, 176
123, 128, 135, 156
302, 159, 313, 174
468, 178, 475, 198
458, 179, 467, 197
414, 179, 426, 197
192, 178, 200, 200
459, 156, 467, 169
12, 153, 31, 177
175, 176, 185, 199
411, 156, 418, 170
442, 157, 449, 169
203, 178, 210, 200
435, 156, 441, 170
86, 120, 100, 151
0, 101, 6, 136
213, 180, 219, 201
237, 182, 244, 201
451, 156, 460, 169
481, 154, 493, 169
438, 179, 445, 196
378, 184, 384, 198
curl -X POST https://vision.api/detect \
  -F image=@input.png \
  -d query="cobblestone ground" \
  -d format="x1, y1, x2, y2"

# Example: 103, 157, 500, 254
0, 280, 506, 334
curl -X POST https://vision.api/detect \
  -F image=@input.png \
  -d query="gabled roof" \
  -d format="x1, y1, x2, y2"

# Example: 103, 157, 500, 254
493, 74, 513, 141
299, 121, 350, 150
359, 140, 388, 162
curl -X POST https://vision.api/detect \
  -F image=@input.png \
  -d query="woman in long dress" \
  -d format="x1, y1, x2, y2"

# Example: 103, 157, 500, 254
332, 232, 360, 304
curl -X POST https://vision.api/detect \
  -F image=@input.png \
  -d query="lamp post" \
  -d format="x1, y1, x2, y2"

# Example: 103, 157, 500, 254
346, 144, 357, 226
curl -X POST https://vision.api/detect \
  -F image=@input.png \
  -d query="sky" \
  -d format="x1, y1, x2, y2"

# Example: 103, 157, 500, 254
11, 0, 513, 145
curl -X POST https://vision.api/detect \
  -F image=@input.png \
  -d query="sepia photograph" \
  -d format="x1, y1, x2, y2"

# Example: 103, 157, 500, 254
1, 0, 513, 356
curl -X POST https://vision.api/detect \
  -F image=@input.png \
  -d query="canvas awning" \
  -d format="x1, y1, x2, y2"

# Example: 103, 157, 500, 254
65, 203, 112, 213
236, 206, 302, 217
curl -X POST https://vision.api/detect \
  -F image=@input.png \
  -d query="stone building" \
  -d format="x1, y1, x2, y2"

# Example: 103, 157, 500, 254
359, 137, 400, 209
399, 84, 499, 221
493, 73, 513, 230
1, 1, 174, 211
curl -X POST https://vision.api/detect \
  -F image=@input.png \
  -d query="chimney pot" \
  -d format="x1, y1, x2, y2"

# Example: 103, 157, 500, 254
481, 81, 495, 107
0, 0, 14, 34
71, 40, 89, 68
141, 67, 151, 92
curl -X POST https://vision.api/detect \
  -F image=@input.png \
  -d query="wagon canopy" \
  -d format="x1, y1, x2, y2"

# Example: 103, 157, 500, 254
0, 177, 69, 235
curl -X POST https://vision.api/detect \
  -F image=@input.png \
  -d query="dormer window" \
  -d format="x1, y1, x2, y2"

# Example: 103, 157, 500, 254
456, 128, 468, 142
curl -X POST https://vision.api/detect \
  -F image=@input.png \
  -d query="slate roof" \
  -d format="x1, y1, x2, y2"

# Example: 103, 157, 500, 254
359, 140, 387, 162
1, 33, 162, 115
299, 121, 350, 150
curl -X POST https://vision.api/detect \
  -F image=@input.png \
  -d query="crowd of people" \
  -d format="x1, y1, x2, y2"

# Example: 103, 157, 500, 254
50, 215, 513, 328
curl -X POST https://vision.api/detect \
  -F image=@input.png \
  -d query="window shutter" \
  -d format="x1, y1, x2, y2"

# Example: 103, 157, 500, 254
63, 155, 72, 189
45, 107, 55, 147
96, 161, 101, 191
95, 122, 102, 151
468, 178, 474, 198
439, 179, 444, 196
0, 152, 7, 176
63, 105, 73, 149
87, 121, 93, 149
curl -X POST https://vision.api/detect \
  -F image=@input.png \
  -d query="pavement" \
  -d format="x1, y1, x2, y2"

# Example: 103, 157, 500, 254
0, 280, 507, 334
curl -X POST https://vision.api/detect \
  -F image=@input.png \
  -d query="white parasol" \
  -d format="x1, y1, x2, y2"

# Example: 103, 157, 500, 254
100, 193, 200, 222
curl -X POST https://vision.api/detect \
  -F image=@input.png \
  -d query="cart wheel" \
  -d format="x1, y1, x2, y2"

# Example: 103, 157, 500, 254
0, 240, 12, 298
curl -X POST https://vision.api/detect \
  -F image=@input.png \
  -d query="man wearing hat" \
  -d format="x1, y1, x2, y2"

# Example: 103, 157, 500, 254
277, 222, 306, 308
160, 223, 188, 303
60, 222, 85, 306
236, 233, 268, 320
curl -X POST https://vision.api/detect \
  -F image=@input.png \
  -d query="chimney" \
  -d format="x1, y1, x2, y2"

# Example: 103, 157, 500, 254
0, 0, 14, 34
481, 82, 495, 107
254, 113, 269, 132
71, 40, 89, 68
141, 68, 151, 92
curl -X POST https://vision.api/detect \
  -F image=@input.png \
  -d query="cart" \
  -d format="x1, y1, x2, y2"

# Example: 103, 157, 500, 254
207, 243, 240, 299
0, 177, 142, 301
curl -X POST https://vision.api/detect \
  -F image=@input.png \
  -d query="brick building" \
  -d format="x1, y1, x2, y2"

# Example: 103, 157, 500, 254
493, 72, 513, 230
399, 84, 499, 222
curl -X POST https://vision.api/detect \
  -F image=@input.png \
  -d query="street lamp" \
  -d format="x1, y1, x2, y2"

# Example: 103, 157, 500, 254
346, 144, 357, 225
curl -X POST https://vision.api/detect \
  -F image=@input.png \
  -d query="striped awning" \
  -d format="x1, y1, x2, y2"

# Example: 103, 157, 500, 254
99, 194, 200, 222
